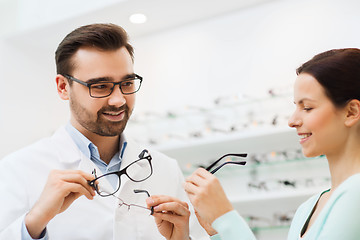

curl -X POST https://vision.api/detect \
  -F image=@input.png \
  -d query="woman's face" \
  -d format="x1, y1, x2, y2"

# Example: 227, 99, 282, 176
288, 73, 347, 158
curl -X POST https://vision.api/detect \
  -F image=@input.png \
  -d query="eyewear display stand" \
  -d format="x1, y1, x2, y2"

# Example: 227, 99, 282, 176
127, 94, 330, 240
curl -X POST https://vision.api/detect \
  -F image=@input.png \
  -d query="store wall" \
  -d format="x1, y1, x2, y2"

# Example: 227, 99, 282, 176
131, 0, 360, 114
0, 0, 360, 158
0, 39, 67, 156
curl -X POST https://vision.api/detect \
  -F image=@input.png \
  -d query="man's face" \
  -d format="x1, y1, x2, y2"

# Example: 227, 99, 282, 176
67, 47, 136, 137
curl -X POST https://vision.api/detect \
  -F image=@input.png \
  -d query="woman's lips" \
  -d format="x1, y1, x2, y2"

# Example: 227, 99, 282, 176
299, 133, 312, 144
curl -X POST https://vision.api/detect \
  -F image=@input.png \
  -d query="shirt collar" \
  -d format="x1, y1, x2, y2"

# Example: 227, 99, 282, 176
65, 122, 127, 162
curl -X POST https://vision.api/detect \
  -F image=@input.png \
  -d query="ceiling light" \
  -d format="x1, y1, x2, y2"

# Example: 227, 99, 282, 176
129, 13, 147, 24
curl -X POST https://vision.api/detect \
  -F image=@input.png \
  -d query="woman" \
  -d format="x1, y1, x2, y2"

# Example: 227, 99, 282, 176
183, 48, 360, 239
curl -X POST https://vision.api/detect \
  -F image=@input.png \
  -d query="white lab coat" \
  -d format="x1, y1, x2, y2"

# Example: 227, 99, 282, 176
0, 126, 207, 240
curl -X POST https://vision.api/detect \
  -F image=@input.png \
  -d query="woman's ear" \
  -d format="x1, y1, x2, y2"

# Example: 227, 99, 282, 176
56, 74, 70, 100
344, 99, 360, 127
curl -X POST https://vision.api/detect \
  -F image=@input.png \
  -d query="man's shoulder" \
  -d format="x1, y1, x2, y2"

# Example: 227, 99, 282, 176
1, 136, 55, 164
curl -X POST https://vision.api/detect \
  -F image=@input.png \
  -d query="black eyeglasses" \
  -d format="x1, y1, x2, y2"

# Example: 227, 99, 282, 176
205, 153, 247, 174
88, 149, 152, 196
63, 74, 143, 98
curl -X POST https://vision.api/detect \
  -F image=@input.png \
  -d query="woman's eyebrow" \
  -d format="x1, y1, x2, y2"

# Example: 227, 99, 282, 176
294, 98, 316, 104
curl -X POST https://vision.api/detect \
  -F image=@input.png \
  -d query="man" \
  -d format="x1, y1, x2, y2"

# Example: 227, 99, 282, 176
0, 23, 206, 240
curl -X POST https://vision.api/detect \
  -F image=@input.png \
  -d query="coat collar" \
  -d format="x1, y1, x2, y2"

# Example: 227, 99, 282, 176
49, 126, 151, 197
50, 126, 83, 164
50, 126, 135, 165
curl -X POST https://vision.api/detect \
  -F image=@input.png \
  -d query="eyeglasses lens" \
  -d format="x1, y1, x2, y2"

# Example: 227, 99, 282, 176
126, 158, 152, 182
90, 79, 141, 97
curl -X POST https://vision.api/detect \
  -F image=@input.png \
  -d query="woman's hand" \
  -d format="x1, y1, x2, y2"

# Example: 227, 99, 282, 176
147, 195, 190, 240
184, 168, 234, 235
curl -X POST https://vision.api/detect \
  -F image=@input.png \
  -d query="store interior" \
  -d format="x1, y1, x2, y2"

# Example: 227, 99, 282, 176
1, 0, 359, 239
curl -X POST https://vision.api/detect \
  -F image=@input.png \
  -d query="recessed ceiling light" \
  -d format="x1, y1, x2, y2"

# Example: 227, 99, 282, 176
129, 13, 147, 24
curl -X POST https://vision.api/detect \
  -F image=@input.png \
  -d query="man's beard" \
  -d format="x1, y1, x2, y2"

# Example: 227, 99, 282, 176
70, 97, 132, 137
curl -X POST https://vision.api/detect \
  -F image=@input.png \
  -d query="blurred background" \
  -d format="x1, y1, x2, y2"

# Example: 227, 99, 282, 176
1, 0, 359, 156
0, 0, 359, 238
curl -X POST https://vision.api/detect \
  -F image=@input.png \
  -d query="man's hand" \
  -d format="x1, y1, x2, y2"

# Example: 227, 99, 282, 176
146, 195, 190, 240
25, 170, 96, 238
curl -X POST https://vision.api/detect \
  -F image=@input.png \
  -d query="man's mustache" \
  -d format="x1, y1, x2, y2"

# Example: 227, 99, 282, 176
99, 105, 128, 113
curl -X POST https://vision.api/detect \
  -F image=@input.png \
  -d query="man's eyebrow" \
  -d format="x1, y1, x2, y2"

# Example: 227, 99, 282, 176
123, 73, 137, 79
86, 74, 136, 84
86, 77, 112, 84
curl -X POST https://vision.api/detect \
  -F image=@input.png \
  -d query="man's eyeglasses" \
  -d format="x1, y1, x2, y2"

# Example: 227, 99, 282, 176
205, 153, 247, 174
88, 149, 152, 196
63, 74, 143, 98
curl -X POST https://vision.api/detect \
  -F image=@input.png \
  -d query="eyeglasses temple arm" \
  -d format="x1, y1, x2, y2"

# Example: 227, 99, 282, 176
205, 153, 247, 171
134, 189, 154, 215
138, 149, 149, 159
210, 161, 247, 174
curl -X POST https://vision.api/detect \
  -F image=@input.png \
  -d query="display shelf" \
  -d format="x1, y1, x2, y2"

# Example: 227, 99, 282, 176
219, 155, 329, 205
229, 186, 325, 204
156, 126, 300, 170
130, 93, 292, 124
127, 92, 294, 151
127, 91, 330, 237
181, 154, 327, 176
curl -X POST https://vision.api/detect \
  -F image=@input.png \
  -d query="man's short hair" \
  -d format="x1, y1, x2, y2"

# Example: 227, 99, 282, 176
55, 23, 134, 75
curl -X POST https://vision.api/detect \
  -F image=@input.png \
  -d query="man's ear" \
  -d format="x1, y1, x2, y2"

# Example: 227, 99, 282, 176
344, 99, 360, 127
56, 74, 70, 100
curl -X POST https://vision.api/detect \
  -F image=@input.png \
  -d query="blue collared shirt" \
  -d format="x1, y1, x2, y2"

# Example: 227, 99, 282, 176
21, 123, 127, 240
64, 122, 127, 189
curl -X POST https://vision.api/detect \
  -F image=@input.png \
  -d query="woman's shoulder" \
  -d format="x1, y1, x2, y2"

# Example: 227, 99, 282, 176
332, 173, 360, 199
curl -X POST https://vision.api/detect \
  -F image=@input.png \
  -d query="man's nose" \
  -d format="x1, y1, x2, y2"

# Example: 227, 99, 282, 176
108, 85, 126, 106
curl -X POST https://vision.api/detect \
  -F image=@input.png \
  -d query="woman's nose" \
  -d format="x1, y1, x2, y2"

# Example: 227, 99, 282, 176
288, 112, 302, 128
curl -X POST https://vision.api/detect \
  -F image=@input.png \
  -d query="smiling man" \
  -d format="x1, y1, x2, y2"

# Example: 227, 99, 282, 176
0, 23, 206, 240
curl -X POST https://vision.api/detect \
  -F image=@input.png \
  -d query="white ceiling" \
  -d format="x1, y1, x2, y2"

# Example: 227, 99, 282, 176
2, 0, 279, 46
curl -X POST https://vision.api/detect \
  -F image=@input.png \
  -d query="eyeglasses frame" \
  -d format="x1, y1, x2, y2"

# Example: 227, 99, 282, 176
63, 74, 143, 98
88, 149, 153, 197
99, 189, 154, 215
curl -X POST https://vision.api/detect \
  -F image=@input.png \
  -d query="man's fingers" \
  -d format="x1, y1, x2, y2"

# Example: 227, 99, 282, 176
153, 202, 189, 216
63, 182, 94, 200
49, 170, 96, 197
147, 195, 188, 207
152, 211, 188, 225
50, 169, 95, 180
60, 173, 96, 196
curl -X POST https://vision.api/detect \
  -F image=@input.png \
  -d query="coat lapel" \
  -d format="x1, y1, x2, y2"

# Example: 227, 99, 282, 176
118, 139, 147, 195
50, 126, 117, 209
